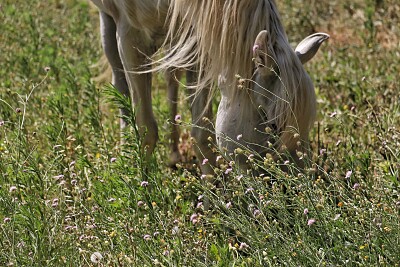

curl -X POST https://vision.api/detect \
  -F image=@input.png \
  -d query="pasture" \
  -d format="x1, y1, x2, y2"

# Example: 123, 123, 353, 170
0, 0, 399, 266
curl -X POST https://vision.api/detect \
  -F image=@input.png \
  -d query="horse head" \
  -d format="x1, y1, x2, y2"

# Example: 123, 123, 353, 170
216, 31, 329, 168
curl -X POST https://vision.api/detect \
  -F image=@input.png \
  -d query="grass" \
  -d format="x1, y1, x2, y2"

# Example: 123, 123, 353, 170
0, 0, 399, 266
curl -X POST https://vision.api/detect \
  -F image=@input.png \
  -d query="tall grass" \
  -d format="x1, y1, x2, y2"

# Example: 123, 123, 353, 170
1, 0, 399, 266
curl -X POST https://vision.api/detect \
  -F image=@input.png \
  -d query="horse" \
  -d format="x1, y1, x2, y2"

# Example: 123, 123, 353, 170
89, 0, 329, 173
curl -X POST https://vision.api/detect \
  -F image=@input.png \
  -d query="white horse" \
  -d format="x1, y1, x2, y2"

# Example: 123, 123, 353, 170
90, 0, 328, 173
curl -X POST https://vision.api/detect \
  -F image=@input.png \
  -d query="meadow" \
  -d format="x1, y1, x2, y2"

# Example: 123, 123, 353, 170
0, 0, 399, 266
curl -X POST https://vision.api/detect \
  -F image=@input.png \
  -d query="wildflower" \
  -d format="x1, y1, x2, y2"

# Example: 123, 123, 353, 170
345, 170, 352, 179
69, 161, 76, 167
245, 188, 254, 194
163, 250, 170, 256
228, 242, 237, 251
253, 44, 260, 52
53, 174, 64, 180
334, 214, 341, 220
52, 198, 59, 207
9, 186, 17, 193
234, 148, 243, 154
172, 226, 179, 235
307, 219, 316, 226
17, 241, 25, 248
226, 202, 232, 209
65, 225, 76, 231
236, 134, 243, 140
4, 217, 11, 223
216, 155, 223, 162
44, 66, 51, 72
200, 174, 206, 180
196, 202, 203, 209
110, 157, 117, 163
330, 111, 337, 118
239, 242, 249, 251
108, 198, 116, 203
225, 168, 232, 175
202, 116, 210, 122
202, 158, 209, 165
140, 181, 149, 187
143, 234, 151, 241
152, 231, 160, 237
71, 179, 77, 186
137, 201, 144, 207
0, 121, 4, 126
15, 108, 21, 114
303, 208, 309, 215
190, 213, 199, 224
90, 252, 103, 264
384, 226, 391, 232
296, 151, 304, 159
353, 183, 360, 190
174, 114, 181, 121
253, 209, 261, 217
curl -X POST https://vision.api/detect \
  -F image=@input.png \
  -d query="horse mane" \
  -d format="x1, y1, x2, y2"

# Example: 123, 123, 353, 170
159, 0, 316, 151
160, 0, 283, 87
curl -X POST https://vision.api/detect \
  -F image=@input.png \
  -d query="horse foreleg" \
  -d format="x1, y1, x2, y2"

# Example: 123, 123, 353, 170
116, 19, 158, 159
99, 11, 130, 129
165, 69, 182, 166
186, 70, 216, 175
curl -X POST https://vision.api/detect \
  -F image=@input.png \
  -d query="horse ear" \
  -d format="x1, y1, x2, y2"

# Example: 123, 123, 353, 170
295, 33, 329, 64
253, 30, 275, 75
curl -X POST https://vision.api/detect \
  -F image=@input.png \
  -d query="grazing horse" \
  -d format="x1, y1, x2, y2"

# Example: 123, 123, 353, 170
89, 0, 328, 173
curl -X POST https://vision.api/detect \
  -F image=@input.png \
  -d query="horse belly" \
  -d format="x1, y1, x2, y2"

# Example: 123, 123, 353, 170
90, 0, 169, 35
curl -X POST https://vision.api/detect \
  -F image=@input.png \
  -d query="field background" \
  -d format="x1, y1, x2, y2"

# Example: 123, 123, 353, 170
0, 0, 399, 266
